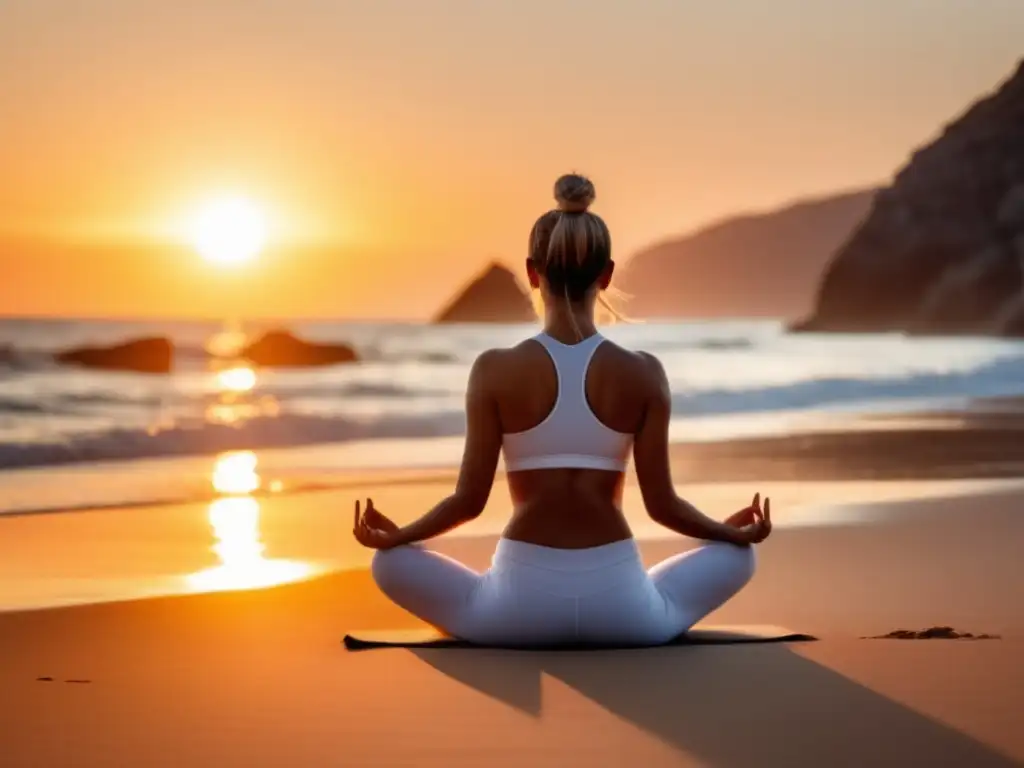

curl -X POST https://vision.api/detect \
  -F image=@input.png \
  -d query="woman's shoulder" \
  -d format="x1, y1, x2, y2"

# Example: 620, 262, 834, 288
469, 340, 542, 375
597, 339, 666, 376
467, 342, 532, 376
596, 342, 668, 396
463, 344, 540, 401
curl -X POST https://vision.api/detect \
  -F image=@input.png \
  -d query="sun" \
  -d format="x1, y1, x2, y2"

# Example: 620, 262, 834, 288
187, 196, 269, 266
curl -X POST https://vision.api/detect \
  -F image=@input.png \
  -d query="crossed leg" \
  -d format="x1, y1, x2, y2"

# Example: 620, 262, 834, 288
371, 545, 482, 638
647, 541, 757, 634
371, 540, 756, 644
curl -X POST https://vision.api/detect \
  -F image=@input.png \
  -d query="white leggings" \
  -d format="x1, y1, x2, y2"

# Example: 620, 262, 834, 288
371, 538, 755, 647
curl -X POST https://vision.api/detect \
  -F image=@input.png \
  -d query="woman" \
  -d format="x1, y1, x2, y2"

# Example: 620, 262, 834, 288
353, 173, 771, 647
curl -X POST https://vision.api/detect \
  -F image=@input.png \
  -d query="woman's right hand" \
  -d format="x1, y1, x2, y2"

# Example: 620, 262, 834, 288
726, 493, 772, 545
353, 498, 404, 550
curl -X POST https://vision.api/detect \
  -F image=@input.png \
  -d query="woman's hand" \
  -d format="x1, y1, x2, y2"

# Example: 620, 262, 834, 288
353, 498, 403, 550
725, 493, 772, 545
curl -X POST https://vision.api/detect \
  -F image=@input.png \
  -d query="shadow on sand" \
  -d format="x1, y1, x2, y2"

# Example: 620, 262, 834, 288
411, 644, 1015, 767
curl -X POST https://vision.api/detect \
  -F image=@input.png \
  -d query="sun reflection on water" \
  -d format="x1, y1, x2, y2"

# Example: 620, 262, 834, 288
212, 450, 261, 494
186, 452, 313, 593
217, 365, 258, 393
205, 362, 274, 427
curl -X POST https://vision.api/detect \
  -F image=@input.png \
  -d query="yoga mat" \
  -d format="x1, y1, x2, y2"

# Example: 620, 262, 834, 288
343, 625, 816, 651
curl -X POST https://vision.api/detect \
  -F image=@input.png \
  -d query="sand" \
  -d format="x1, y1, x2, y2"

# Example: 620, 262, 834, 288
1, 471, 1023, 767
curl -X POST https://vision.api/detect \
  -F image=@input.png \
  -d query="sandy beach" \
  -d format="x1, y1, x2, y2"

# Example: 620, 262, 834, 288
2, 441, 1023, 767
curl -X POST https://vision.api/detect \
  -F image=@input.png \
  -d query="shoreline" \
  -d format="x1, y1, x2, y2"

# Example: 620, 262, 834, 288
3, 477, 1023, 631
5, 396, 1024, 517
2, 471, 1023, 615
3, 395, 1023, 614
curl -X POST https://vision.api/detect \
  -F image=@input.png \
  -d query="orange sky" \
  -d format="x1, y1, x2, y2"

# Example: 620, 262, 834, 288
1, 1, 1021, 319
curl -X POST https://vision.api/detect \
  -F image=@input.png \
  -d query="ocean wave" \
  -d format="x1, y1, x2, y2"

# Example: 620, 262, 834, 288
188, 338, 460, 366
0, 397, 52, 415
0, 392, 164, 415
673, 353, 1024, 415
0, 410, 467, 470
0, 377, 450, 421
5, 354, 1022, 470
338, 381, 433, 397
3, 318, 1023, 474
57, 391, 166, 408
693, 337, 754, 351
359, 346, 460, 364
0, 347, 59, 373
248, 380, 455, 402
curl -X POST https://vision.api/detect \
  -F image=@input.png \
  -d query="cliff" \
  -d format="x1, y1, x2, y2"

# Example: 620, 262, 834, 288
619, 190, 875, 319
796, 60, 1024, 336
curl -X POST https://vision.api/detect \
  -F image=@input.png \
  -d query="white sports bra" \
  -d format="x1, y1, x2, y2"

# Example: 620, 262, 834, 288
502, 332, 633, 473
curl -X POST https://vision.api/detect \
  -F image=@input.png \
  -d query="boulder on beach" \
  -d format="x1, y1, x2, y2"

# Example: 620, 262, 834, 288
55, 337, 174, 374
795, 60, 1024, 337
241, 330, 359, 368
435, 263, 535, 323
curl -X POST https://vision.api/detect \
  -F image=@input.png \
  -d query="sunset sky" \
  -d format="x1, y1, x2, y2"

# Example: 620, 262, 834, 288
1, 0, 1021, 319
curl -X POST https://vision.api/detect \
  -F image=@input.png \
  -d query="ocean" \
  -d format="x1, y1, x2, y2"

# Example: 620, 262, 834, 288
1, 317, 1023, 516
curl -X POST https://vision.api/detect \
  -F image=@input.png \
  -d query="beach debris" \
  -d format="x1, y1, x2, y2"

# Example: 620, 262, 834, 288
35, 676, 54, 682
64, 679, 93, 684
863, 626, 1000, 640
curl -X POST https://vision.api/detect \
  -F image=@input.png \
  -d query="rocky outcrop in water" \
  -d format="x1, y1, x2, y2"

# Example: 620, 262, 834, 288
55, 337, 174, 374
241, 330, 358, 368
619, 190, 876, 319
435, 263, 535, 323
796, 60, 1024, 336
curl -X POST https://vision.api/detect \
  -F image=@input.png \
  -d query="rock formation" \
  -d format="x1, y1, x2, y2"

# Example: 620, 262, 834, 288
241, 330, 358, 368
55, 337, 174, 374
796, 60, 1024, 336
435, 263, 535, 323
618, 190, 875, 319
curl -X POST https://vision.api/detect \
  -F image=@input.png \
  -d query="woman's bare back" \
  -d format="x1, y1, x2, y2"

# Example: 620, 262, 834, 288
481, 336, 656, 548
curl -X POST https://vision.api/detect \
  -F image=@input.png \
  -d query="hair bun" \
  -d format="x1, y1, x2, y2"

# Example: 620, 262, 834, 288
554, 173, 595, 214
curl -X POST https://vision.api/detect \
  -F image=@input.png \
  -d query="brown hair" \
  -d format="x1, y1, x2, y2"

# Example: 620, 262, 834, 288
529, 174, 612, 303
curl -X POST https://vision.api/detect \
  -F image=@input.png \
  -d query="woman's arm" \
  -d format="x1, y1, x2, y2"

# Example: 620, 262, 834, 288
633, 353, 750, 546
390, 351, 503, 547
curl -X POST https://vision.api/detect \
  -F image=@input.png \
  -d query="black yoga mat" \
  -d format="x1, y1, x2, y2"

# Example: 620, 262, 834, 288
343, 625, 816, 651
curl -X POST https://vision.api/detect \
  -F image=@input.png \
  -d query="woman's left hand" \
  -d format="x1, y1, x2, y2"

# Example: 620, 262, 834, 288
353, 498, 403, 550
724, 493, 764, 529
